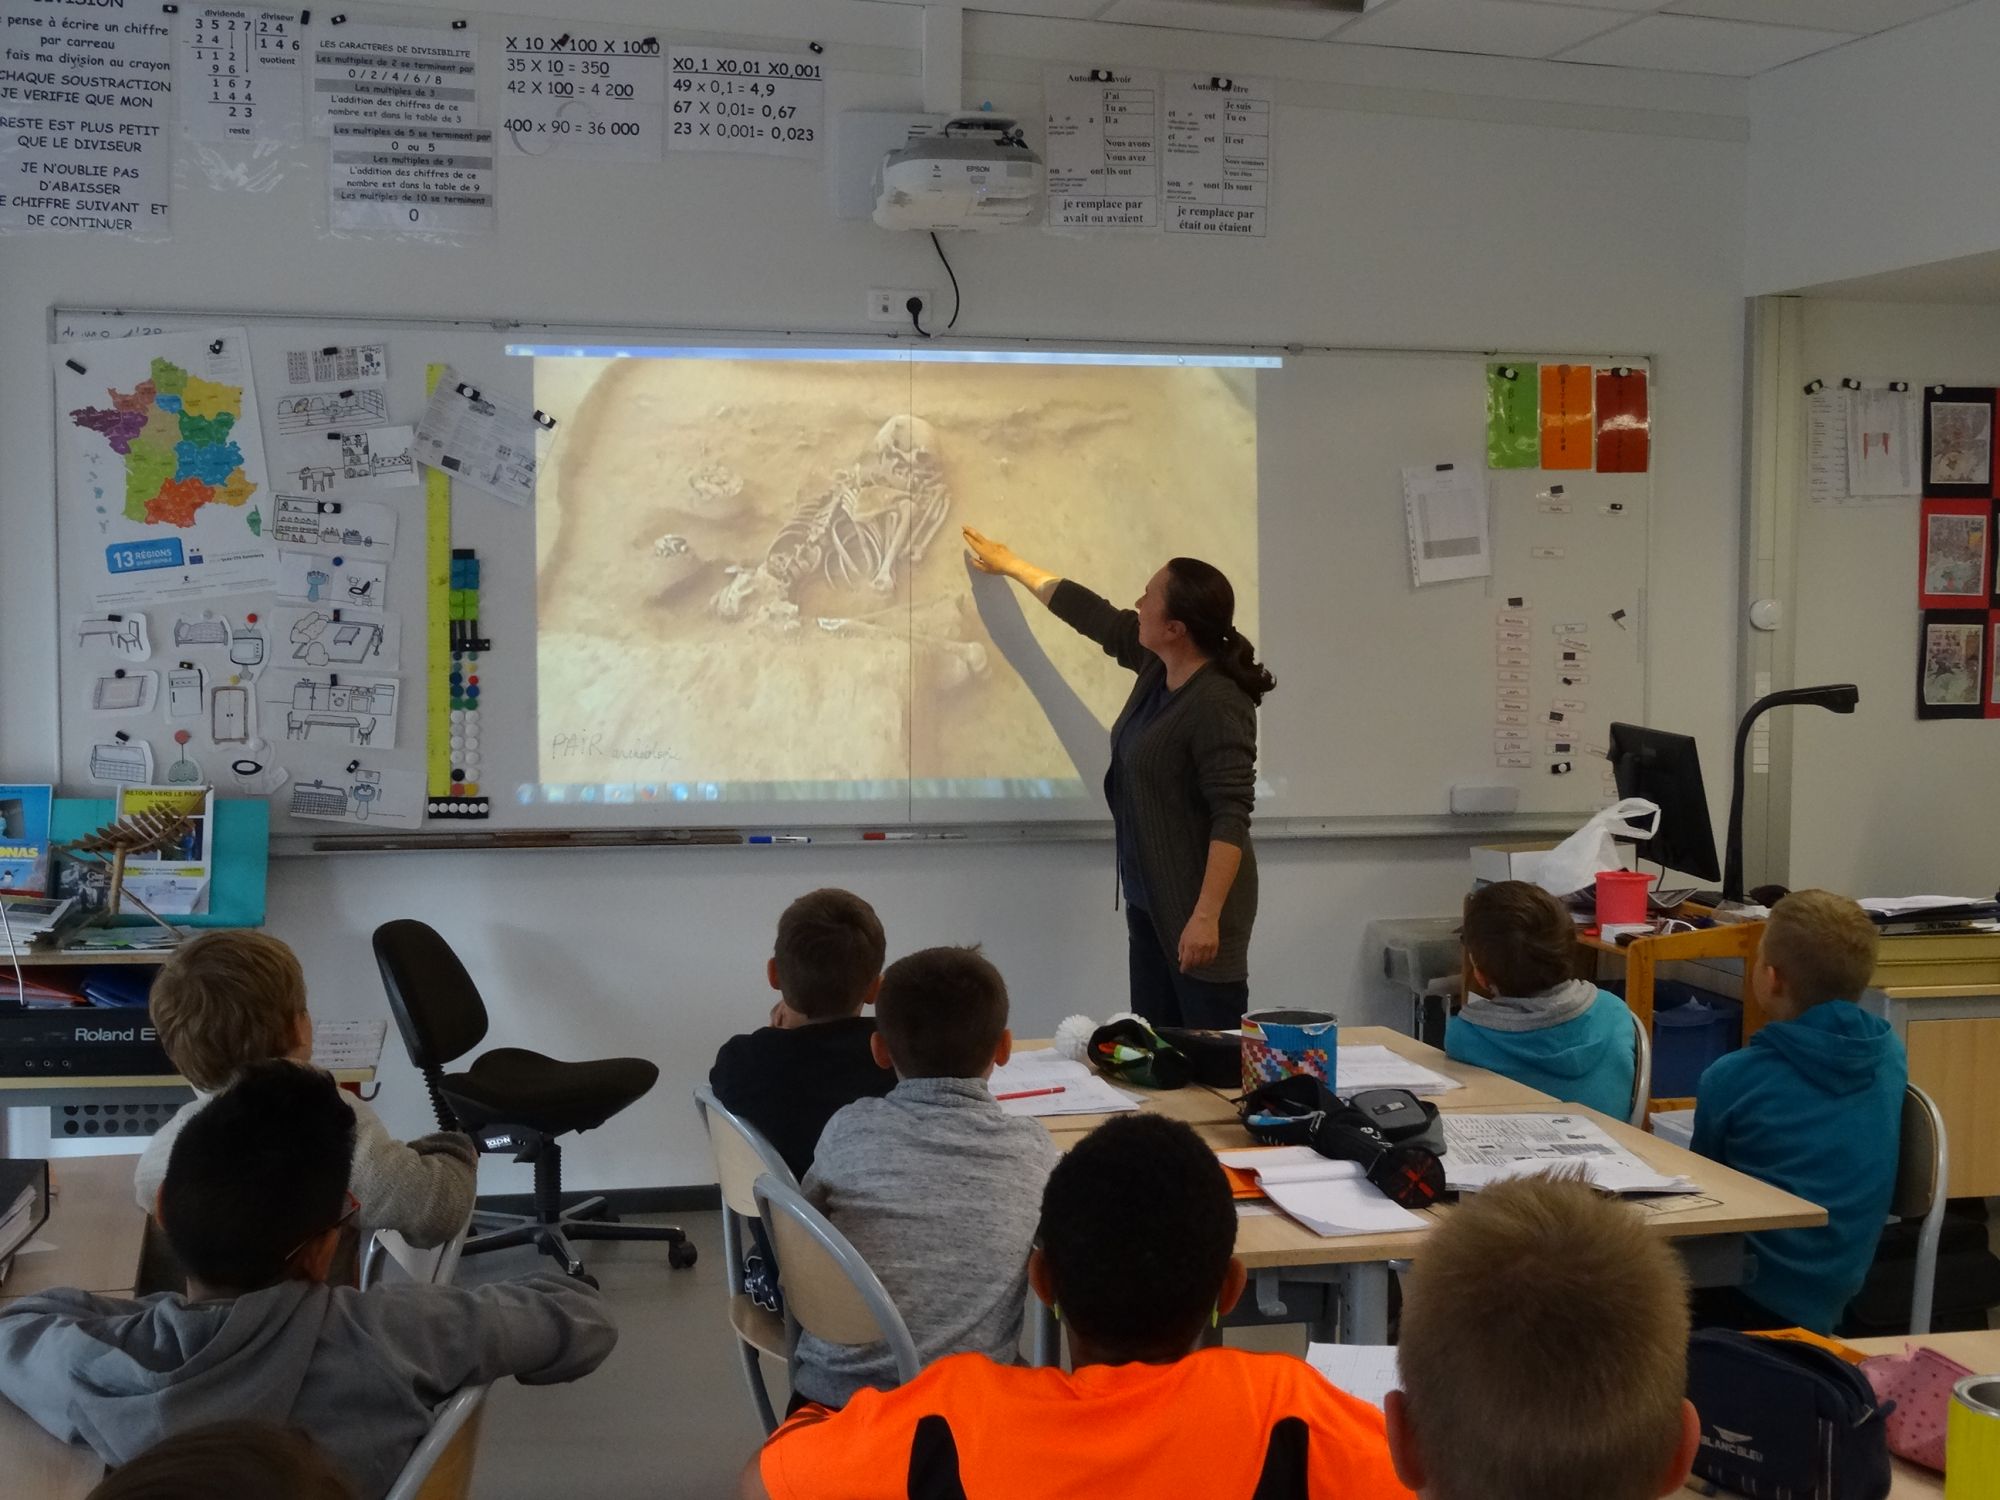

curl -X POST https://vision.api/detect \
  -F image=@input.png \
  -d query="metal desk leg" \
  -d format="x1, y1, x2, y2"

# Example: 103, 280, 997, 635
1341, 1262, 1391, 1344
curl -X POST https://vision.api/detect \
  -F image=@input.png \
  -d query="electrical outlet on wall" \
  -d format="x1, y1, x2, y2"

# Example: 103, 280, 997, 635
866, 288, 932, 324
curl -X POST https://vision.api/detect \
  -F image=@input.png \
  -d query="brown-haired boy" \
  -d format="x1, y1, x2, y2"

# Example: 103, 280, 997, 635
132, 931, 476, 1249
1389, 1174, 1699, 1500
791, 944, 1058, 1408
1447, 880, 1638, 1118
1691, 889, 1905, 1332
708, 889, 896, 1180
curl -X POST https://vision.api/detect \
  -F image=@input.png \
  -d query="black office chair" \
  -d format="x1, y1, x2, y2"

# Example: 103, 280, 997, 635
371, 919, 696, 1279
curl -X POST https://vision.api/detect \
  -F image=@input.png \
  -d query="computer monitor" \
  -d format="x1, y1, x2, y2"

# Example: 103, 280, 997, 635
1606, 722, 1721, 883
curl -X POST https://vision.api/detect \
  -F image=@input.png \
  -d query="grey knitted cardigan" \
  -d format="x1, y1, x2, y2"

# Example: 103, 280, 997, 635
1049, 579, 1260, 983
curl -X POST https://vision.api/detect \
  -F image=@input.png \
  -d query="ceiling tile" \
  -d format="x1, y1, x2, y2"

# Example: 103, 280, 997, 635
1557, 13, 1854, 72
1662, 0, 1971, 36
1096, 0, 1360, 40
1340, 0, 1634, 58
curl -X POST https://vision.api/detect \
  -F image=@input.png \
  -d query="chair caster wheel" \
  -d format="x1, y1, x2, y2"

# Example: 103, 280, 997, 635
669, 1241, 699, 1270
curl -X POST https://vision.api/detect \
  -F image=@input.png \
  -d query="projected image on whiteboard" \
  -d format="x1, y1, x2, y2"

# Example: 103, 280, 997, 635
529, 347, 1262, 800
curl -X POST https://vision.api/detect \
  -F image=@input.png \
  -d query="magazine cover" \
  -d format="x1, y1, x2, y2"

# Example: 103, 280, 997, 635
0, 785, 53, 895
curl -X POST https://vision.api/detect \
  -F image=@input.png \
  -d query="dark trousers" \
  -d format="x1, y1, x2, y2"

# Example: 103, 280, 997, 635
1690, 1284, 1792, 1331
1125, 904, 1249, 1030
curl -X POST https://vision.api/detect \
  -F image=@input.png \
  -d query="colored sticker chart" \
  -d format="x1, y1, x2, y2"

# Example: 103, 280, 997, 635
432, 549, 492, 819
1538, 363, 1593, 471
1594, 367, 1650, 474
1485, 364, 1539, 469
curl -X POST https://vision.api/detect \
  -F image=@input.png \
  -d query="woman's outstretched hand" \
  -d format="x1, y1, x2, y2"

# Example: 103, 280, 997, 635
961, 527, 1020, 577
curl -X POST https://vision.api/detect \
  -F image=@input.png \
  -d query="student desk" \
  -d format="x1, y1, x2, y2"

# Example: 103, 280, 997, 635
0, 1155, 148, 1499
1025, 1032, 1824, 1348
1682, 1329, 2000, 1499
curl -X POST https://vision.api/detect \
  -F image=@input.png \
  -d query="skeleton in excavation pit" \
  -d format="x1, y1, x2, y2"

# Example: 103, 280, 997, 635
709, 415, 951, 631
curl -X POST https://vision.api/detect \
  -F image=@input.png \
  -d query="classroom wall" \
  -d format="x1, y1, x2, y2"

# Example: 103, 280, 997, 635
1787, 298, 2000, 897
1, 0, 1753, 1189
1747, 0, 2000, 296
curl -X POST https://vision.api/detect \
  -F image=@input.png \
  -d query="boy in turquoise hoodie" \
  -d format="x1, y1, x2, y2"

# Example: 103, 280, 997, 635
1447, 880, 1638, 1120
1691, 890, 1904, 1333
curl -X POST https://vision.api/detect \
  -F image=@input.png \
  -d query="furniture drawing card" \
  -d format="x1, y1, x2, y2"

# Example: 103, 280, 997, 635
271, 605, 401, 670
270, 494, 398, 557
265, 672, 399, 748
274, 549, 389, 612
286, 765, 421, 827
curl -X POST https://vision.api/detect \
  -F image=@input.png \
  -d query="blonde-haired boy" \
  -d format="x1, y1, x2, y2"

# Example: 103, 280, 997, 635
1691, 889, 1905, 1332
1389, 1175, 1699, 1500
133, 931, 477, 1249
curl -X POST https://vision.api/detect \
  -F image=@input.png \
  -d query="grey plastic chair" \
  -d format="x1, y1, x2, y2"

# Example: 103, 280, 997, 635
752, 1172, 921, 1392
1892, 1084, 1949, 1336
1627, 1006, 1653, 1128
692, 1086, 795, 1433
360, 1219, 472, 1291
382, 1383, 490, 1500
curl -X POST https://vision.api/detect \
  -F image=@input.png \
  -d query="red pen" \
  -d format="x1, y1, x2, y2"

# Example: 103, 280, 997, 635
996, 1085, 1067, 1102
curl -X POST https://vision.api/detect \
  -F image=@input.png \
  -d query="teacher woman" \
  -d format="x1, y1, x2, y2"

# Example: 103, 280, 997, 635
962, 528, 1275, 1028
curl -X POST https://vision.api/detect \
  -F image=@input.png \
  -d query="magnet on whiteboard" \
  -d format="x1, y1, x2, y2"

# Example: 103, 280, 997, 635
1749, 599, 1783, 632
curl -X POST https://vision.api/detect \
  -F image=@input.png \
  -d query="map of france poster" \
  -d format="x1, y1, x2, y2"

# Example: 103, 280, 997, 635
55, 328, 276, 608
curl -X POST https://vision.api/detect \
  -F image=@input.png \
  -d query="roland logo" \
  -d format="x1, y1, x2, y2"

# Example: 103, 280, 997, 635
1700, 1427, 1764, 1463
74, 1025, 155, 1043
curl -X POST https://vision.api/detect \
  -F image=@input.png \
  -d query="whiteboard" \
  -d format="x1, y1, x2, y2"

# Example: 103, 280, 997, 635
51, 307, 1650, 837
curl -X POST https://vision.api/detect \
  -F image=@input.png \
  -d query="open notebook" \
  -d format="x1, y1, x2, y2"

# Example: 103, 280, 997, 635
1215, 1146, 1426, 1237
986, 1052, 1142, 1118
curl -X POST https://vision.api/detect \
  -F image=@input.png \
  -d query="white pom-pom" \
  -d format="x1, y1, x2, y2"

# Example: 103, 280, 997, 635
1052, 1014, 1099, 1062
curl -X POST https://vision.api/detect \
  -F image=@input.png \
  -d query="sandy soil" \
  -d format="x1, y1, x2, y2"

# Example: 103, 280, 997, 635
535, 356, 1258, 790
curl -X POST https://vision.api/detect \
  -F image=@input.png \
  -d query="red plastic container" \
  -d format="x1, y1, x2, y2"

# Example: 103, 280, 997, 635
1596, 869, 1655, 926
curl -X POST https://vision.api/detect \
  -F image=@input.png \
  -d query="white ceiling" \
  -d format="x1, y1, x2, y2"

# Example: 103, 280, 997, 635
985, 0, 1980, 77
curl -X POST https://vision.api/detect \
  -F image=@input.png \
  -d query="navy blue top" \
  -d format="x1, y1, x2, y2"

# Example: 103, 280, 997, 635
1111, 675, 1174, 909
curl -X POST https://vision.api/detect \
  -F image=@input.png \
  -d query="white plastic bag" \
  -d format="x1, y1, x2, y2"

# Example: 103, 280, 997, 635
1534, 798, 1661, 898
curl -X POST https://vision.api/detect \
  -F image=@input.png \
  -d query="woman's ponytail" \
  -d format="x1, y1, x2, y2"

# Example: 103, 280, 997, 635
1163, 557, 1276, 707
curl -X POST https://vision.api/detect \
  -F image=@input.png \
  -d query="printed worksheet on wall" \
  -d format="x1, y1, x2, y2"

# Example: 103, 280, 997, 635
1044, 67, 1160, 230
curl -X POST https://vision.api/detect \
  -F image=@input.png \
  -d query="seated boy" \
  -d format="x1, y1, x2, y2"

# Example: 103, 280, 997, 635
790, 944, 1058, 1409
1447, 879, 1637, 1119
1389, 1174, 1700, 1500
133, 931, 476, 1250
708, 888, 895, 1179
1691, 889, 1905, 1332
1, 1061, 616, 1500
745, 1113, 1411, 1499
89, 1420, 358, 1500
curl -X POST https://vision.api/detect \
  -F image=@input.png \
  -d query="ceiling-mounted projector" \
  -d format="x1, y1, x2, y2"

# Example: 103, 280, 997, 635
874, 115, 1042, 232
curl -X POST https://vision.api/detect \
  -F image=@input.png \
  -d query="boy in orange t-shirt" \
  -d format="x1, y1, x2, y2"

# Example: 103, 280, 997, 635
740, 1113, 1411, 1500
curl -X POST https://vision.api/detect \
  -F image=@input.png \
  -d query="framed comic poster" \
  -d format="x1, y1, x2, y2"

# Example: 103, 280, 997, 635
1917, 498, 1993, 609
1917, 609, 1986, 720
1922, 385, 1994, 497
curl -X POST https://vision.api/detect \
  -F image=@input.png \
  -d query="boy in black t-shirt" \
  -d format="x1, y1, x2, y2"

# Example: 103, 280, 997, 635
709, 888, 895, 1179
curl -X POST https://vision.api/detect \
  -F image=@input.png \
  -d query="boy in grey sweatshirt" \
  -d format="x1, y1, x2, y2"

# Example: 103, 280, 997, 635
131, 931, 476, 1249
0, 1062, 615, 1500
793, 945, 1059, 1408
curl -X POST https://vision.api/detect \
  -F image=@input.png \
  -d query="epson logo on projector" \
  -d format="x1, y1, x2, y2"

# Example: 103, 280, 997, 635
75, 1026, 154, 1043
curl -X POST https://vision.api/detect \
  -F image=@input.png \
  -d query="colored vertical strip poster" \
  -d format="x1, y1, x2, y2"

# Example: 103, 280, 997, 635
1916, 608, 1986, 720
1485, 363, 1538, 469
424, 366, 454, 805
1593, 367, 1649, 474
1538, 364, 1593, 471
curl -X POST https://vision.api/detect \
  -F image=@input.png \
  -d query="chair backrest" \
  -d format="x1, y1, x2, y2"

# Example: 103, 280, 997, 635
360, 1220, 472, 1291
372, 920, 490, 1073
693, 1085, 797, 1219
1891, 1084, 1946, 1220
1627, 1005, 1653, 1128
752, 1173, 921, 1384
383, 1384, 490, 1500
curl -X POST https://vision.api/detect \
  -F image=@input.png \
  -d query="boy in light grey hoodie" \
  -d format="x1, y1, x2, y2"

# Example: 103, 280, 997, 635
0, 1062, 615, 1500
